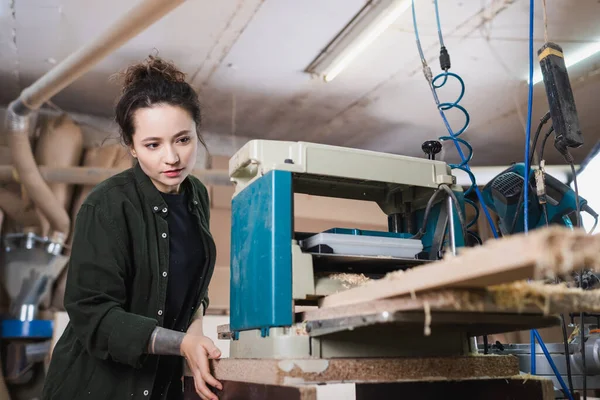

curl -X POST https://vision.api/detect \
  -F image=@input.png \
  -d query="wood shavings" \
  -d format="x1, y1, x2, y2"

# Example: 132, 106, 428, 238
486, 280, 600, 313
423, 301, 431, 336
326, 273, 371, 289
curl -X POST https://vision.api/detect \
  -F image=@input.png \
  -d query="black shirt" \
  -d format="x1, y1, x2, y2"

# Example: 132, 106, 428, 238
152, 188, 207, 399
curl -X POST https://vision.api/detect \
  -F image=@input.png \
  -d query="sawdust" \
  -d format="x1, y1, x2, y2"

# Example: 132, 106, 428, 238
486, 280, 600, 314
531, 227, 600, 278
327, 273, 371, 289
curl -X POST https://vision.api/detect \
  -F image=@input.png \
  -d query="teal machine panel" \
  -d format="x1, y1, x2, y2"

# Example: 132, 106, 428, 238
230, 170, 293, 335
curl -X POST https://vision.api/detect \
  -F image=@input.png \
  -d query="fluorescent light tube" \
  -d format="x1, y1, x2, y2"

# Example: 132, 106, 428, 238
530, 40, 600, 84
306, 0, 411, 82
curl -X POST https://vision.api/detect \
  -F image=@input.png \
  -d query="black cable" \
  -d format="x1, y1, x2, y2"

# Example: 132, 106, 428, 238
483, 335, 488, 354
437, 184, 468, 242
581, 310, 587, 400
411, 187, 446, 239
591, 215, 599, 234
565, 154, 586, 400
529, 111, 552, 167
542, 203, 549, 226
411, 184, 468, 243
509, 125, 555, 234
560, 314, 575, 394
540, 126, 555, 167
569, 162, 582, 229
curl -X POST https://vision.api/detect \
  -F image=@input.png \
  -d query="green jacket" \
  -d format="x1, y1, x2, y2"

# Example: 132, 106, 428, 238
41, 162, 216, 400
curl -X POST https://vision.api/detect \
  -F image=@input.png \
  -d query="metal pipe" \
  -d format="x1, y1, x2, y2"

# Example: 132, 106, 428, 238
3, 0, 187, 239
6, 108, 71, 237
0, 188, 39, 227
446, 195, 457, 256
0, 166, 231, 187
18, 0, 186, 110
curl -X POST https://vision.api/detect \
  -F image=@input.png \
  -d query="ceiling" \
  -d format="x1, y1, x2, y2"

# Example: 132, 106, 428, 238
1, 0, 599, 167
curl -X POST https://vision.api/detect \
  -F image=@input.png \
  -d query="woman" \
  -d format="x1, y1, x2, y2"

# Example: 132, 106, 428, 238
42, 56, 223, 400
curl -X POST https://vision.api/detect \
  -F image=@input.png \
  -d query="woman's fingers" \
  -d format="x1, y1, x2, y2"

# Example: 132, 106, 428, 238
198, 347, 223, 390
201, 365, 222, 391
193, 367, 217, 400
201, 337, 222, 359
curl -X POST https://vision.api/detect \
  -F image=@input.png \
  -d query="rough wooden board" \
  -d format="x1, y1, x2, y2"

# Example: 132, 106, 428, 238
183, 379, 316, 400
353, 376, 555, 400
184, 377, 553, 400
196, 356, 519, 386
306, 281, 600, 321
321, 226, 600, 308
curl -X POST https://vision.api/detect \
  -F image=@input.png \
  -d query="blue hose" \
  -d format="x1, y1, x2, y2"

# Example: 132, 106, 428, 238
524, 0, 535, 234
525, 0, 536, 375
416, 1, 573, 396
533, 330, 575, 400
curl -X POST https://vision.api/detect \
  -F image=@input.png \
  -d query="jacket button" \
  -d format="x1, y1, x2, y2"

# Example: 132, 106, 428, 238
158, 310, 163, 316
143, 390, 149, 396
161, 233, 167, 238
162, 271, 167, 277
162, 208, 167, 213
153, 206, 158, 211
193, 200, 198, 205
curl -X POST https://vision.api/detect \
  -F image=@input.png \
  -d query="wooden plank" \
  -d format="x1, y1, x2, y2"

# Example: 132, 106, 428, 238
190, 356, 520, 386
320, 226, 600, 308
305, 281, 600, 321
353, 378, 555, 400
184, 379, 316, 400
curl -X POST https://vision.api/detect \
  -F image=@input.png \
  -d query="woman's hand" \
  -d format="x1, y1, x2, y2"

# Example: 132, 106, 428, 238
180, 333, 222, 400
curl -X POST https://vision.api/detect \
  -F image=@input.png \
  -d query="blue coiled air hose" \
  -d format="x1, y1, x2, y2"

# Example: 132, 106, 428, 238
411, 0, 499, 242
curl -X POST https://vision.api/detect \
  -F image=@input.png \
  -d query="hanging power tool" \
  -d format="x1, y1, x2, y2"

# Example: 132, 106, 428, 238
482, 163, 597, 235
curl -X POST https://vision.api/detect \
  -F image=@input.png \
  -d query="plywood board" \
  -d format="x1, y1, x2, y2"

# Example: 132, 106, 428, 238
188, 356, 519, 386
320, 227, 600, 308
305, 281, 600, 321
184, 379, 316, 400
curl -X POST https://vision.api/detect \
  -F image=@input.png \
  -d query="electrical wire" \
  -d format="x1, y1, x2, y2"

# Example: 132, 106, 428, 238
438, 184, 469, 243
508, 116, 553, 234
561, 314, 576, 395
411, 184, 468, 246
433, 0, 445, 48
569, 158, 587, 400
542, 203, 549, 226
591, 215, 599, 234
581, 308, 587, 400
529, 112, 552, 167
412, 0, 500, 243
539, 126, 555, 163
410, 187, 446, 239
569, 161, 582, 229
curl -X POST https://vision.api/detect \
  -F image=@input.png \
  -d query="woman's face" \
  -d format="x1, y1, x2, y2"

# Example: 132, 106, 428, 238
129, 104, 198, 193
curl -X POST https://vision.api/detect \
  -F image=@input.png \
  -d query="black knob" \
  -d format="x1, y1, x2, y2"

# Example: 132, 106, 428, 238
422, 140, 442, 160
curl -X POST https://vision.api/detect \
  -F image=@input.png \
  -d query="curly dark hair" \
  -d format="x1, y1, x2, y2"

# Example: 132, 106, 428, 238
114, 55, 207, 150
